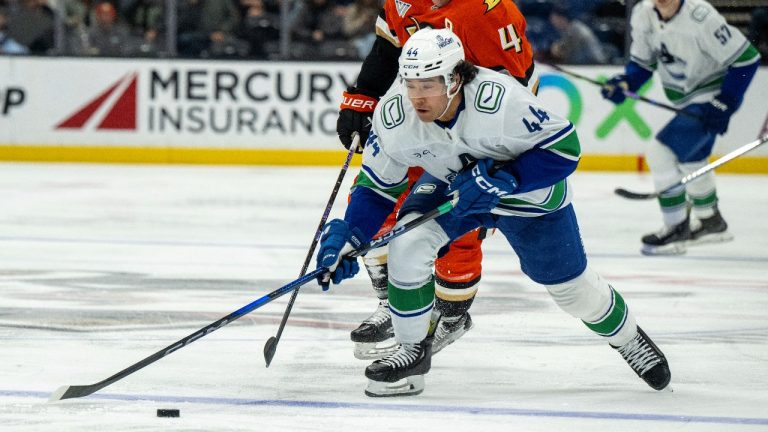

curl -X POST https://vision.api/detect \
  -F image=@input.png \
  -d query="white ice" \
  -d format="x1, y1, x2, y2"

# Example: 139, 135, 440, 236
0, 163, 766, 432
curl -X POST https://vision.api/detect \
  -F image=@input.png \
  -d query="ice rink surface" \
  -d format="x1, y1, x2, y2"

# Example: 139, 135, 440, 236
0, 163, 766, 432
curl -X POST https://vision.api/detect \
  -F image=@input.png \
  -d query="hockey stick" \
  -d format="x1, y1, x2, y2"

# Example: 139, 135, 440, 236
50, 196, 457, 401
614, 134, 768, 200
263, 136, 360, 367
546, 63, 702, 120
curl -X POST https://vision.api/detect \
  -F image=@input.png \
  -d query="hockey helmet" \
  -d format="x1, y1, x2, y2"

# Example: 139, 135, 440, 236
398, 28, 465, 94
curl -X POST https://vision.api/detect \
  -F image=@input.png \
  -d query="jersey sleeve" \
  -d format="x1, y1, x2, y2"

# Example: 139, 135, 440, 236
499, 98, 580, 193
628, 3, 657, 70
696, 6, 751, 68
344, 127, 409, 240
353, 129, 409, 203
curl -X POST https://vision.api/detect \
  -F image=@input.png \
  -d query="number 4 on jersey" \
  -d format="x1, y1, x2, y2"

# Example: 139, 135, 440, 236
523, 105, 550, 133
498, 24, 522, 53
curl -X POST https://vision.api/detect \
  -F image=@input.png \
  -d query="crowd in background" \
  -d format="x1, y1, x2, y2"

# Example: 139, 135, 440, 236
1, 0, 767, 63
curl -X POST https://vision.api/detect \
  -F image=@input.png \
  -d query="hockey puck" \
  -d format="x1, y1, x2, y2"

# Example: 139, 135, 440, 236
156, 408, 180, 418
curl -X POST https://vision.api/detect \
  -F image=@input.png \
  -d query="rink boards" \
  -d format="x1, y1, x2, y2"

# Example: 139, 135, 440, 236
1, 57, 767, 172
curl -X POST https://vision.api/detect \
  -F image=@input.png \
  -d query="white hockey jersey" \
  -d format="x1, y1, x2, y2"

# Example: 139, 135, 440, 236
359, 67, 580, 217
629, 0, 760, 105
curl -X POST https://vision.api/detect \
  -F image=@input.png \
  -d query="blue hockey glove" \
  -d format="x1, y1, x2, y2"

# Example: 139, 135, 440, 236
447, 159, 518, 218
701, 94, 737, 135
601, 74, 629, 104
316, 219, 364, 290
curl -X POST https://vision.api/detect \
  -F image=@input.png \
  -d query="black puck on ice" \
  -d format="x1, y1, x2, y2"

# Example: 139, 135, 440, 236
157, 408, 180, 418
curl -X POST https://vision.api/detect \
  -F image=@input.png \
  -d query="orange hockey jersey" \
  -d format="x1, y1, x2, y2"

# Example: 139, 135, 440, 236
377, 0, 534, 82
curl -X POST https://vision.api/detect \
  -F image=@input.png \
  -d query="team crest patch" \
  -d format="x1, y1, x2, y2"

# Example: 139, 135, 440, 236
381, 95, 405, 129
395, 0, 411, 17
691, 5, 709, 22
475, 81, 505, 114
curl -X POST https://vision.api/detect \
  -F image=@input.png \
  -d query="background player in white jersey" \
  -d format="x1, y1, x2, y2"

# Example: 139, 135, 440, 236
316, 28, 671, 397
602, 0, 760, 255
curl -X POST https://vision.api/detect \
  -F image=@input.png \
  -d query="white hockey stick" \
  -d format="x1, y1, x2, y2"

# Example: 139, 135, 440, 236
615, 134, 768, 200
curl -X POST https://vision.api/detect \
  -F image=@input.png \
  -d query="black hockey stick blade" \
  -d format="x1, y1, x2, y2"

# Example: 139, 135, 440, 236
50, 268, 324, 401
263, 335, 278, 367
613, 187, 658, 200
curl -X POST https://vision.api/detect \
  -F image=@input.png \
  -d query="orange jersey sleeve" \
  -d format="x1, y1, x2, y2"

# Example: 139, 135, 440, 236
381, 0, 533, 80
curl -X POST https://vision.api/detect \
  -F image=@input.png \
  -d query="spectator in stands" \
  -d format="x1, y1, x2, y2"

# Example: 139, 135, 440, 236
86, 1, 133, 56
125, 0, 163, 54
342, 0, 377, 59
0, 7, 29, 54
177, 0, 242, 58
55, 0, 89, 55
236, 0, 278, 58
4, 0, 54, 54
749, 7, 768, 63
290, 0, 355, 59
548, 4, 607, 64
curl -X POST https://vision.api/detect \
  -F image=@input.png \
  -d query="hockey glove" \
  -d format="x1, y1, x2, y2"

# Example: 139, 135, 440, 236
447, 159, 518, 218
601, 74, 629, 105
702, 94, 737, 135
316, 219, 364, 290
337, 87, 378, 153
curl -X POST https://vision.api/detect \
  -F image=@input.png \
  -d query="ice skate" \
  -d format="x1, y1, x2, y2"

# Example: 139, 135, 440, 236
689, 209, 734, 246
432, 312, 473, 354
364, 338, 432, 397
351, 301, 397, 360
612, 327, 671, 391
641, 218, 691, 256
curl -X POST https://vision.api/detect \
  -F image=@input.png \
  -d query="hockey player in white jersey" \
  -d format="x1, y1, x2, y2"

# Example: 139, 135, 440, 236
315, 28, 672, 397
602, 0, 760, 255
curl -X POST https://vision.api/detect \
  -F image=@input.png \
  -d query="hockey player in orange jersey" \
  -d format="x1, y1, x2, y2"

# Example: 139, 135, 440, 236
336, 0, 538, 360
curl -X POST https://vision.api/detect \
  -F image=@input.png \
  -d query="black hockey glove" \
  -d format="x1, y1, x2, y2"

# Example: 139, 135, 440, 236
337, 87, 379, 153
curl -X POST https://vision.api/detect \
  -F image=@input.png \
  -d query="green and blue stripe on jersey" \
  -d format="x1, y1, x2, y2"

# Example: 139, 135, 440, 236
497, 123, 580, 215
633, 42, 761, 105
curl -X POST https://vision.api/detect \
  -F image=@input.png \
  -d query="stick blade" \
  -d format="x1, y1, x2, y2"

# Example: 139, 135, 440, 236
263, 336, 277, 368
614, 187, 658, 200
49, 384, 97, 402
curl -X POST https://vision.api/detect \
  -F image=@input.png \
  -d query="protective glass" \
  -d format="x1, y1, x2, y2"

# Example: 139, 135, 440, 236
404, 78, 447, 98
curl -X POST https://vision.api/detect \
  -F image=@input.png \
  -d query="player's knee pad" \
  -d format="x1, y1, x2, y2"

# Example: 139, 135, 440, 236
544, 266, 612, 321
646, 140, 681, 190
388, 213, 450, 288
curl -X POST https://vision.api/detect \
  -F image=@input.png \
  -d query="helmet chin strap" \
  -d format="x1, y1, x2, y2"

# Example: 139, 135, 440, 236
436, 77, 463, 121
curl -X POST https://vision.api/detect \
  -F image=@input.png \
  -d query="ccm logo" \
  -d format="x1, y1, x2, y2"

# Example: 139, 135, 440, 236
473, 165, 510, 197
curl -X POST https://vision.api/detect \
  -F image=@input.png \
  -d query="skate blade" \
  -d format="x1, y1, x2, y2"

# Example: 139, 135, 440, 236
354, 341, 399, 360
641, 242, 686, 256
364, 375, 425, 397
687, 232, 734, 246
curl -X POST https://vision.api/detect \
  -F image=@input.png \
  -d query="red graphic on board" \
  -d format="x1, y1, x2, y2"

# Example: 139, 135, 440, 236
56, 73, 138, 130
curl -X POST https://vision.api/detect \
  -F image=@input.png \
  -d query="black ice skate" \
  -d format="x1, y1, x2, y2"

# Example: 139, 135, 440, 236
612, 327, 671, 391
641, 218, 691, 256
432, 312, 473, 354
689, 209, 734, 246
364, 338, 432, 397
351, 301, 397, 360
